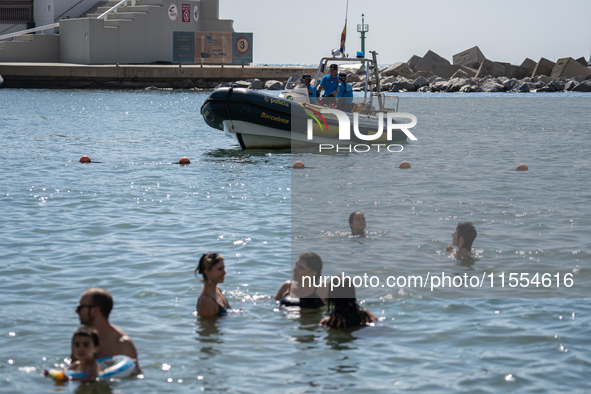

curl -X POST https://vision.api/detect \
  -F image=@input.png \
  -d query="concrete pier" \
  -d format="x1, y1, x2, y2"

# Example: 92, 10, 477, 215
0, 63, 316, 89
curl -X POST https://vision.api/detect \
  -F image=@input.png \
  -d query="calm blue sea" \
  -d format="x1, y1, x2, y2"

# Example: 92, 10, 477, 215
0, 88, 590, 393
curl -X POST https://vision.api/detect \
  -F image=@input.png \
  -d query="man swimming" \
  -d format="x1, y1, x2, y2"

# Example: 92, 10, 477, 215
75, 288, 142, 374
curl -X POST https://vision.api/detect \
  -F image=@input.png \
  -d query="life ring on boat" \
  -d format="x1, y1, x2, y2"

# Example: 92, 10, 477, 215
45, 355, 136, 381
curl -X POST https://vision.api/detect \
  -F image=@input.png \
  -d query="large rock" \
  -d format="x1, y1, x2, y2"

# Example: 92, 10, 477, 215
413, 76, 430, 88
446, 77, 473, 92
503, 79, 519, 90
381, 62, 414, 79
512, 81, 530, 92
453, 46, 485, 69
414, 50, 450, 73
564, 80, 579, 91
480, 79, 505, 92
520, 58, 537, 69
450, 69, 470, 79
550, 57, 591, 79
505, 65, 534, 80
476, 59, 506, 78
432, 64, 462, 79
535, 75, 552, 85
575, 57, 587, 66
246, 78, 263, 89
413, 70, 435, 79
407, 55, 422, 70
572, 80, 591, 92
392, 77, 416, 91
264, 80, 284, 90
532, 57, 555, 77
234, 80, 251, 88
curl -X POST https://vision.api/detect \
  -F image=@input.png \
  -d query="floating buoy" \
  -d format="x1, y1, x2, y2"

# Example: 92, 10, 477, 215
516, 163, 528, 171
399, 161, 411, 169
80, 155, 91, 163
293, 161, 305, 169
179, 157, 190, 165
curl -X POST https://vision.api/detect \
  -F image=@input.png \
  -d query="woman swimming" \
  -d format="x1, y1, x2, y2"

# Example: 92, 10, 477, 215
349, 211, 366, 236
275, 252, 327, 309
195, 252, 231, 317
321, 282, 377, 329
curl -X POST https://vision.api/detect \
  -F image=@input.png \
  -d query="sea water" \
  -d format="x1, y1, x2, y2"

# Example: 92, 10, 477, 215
0, 89, 590, 393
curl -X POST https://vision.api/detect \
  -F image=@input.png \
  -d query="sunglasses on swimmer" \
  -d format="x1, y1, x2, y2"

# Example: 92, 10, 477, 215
76, 303, 95, 312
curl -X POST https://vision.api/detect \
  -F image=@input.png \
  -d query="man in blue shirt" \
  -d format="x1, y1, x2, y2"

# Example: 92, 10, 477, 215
318, 64, 340, 103
336, 72, 354, 111
302, 74, 317, 104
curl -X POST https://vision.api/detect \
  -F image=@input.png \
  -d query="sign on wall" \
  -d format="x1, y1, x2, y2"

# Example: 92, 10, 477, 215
172, 32, 253, 64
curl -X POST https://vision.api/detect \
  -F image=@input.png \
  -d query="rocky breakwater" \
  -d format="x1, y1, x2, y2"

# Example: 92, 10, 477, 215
347, 47, 591, 93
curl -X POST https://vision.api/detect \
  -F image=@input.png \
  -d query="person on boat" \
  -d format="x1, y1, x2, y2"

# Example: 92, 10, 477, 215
275, 252, 328, 308
302, 74, 317, 104
75, 288, 142, 374
195, 252, 231, 317
321, 280, 377, 329
349, 211, 366, 236
318, 64, 340, 105
336, 72, 354, 112
445, 222, 477, 259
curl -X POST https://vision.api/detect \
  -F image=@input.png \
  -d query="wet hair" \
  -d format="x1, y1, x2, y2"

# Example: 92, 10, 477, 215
456, 222, 477, 250
195, 252, 224, 282
299, 252, 323, 279
348, 211, 364, 228
87, 288, 113, 319
324, 281, 373, 329
72, 326, 100, 348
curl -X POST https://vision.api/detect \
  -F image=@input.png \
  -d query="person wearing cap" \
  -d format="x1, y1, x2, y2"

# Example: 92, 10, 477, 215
318, 64, 340, 101
302, 74, 317, 104
336, 71, 354, 111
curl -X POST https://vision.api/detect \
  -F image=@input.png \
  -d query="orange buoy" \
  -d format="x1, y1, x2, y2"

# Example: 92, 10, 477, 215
293, 161, 305, 169
399, 161, 411, 169
179, 157, 191, 165
79, 155, 91, 163
516, 163, 528, 171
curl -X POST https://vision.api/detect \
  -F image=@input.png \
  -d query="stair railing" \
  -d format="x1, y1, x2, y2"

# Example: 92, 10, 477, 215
97, 0, 136, 19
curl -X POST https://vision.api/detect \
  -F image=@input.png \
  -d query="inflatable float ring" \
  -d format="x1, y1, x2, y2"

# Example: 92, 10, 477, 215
45, 355, 136, 382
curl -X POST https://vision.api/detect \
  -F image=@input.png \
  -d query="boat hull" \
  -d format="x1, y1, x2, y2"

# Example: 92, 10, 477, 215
201, 87, 408, 149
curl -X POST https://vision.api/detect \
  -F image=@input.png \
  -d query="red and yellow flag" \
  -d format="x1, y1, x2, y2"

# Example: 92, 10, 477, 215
339, 22, 347, 55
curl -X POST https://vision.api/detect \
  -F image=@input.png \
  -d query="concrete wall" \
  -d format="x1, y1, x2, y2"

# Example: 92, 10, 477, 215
0, 35, 59, 61
34, 0, 55, 27
60, 0, 234, 64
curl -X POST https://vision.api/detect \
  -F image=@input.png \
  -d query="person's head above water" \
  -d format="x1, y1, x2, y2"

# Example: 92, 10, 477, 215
293, 252, 323, 282
77, 288, 113, 323
453, 222, 477, 251
349, 211, 366, 235
71, 326, 100, 362
195, 252, 225, 283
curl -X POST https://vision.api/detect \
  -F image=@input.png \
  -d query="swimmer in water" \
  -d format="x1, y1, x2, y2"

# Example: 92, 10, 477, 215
349, 211, 366, 236
446, 222, 477, 259
68, 327, 101, 381
275, 252, 328, 308
195, 252, 231, 317
321, 281, 377, 329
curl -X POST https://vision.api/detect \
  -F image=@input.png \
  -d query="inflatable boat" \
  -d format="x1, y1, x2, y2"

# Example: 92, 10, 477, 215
201, 51, 415, 149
